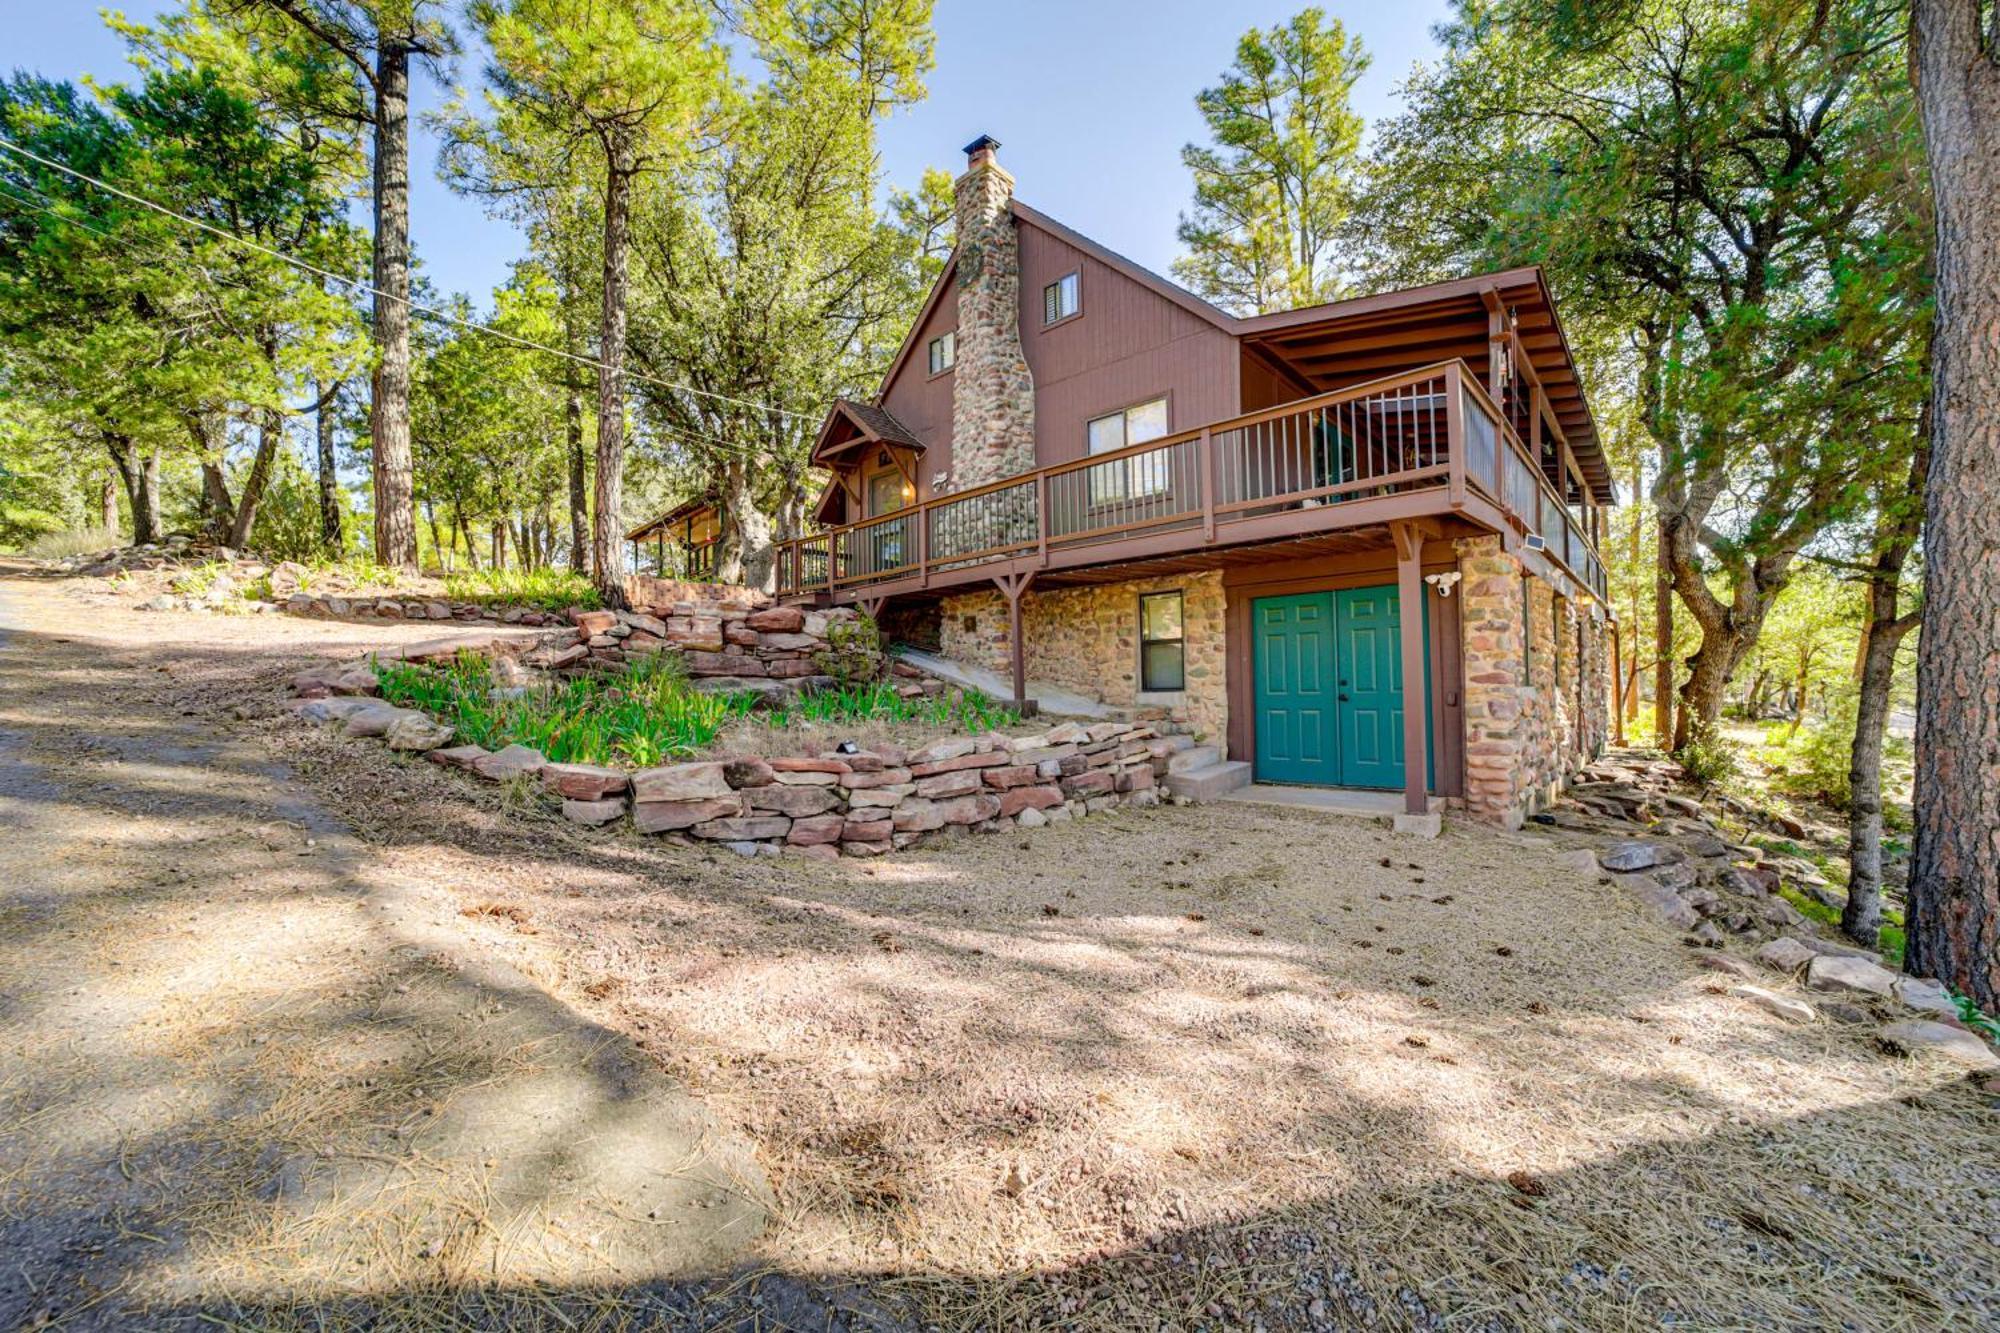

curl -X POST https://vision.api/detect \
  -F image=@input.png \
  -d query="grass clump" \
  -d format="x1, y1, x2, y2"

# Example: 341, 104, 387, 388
20, 526, 121, 560
765, 682, 1019, 732
442, 567, 600, 612
375, 652, 756, 768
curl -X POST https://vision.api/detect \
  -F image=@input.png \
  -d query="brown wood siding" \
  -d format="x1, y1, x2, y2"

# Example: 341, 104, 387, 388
879, 290, 958, 500
1016, 222, 1240, 468
1219, 544, 1466, 798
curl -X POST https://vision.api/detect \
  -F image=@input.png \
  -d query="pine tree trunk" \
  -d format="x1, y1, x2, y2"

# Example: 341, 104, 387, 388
1846, 578, 1917, 945
567, 373, 588, 574
491, 519, 507, 573
99, 471, 118, 535
1907, 0, 2000, 1005
317, 378, 343, 552
369, 41, 418, 569
592, 144, 634, 610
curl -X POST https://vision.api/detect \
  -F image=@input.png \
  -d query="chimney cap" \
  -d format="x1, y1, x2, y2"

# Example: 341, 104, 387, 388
963, 134, 1002, 159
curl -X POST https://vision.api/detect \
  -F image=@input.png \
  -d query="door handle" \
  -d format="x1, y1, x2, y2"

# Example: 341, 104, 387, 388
1338, 693, 1350, 701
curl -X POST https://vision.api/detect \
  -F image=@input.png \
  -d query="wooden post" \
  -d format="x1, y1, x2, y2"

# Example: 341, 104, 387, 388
1444, 364, 1465, 507
1200, 426, 1217, 541
1391, 521, 1429, 816
993, 569, 1036, 709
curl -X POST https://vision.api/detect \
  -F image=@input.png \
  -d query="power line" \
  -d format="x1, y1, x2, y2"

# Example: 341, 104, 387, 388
0, 133, 815, 425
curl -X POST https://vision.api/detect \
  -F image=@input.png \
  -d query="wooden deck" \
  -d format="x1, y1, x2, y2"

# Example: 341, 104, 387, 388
774, 361, 1608, 609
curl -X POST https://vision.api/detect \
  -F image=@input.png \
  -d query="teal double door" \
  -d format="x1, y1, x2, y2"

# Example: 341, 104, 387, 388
1253, 586, 1426, 790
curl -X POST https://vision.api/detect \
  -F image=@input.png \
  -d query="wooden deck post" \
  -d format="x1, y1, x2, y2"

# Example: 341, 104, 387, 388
993, 569, 1036, 709
1391, 520, 1430, 816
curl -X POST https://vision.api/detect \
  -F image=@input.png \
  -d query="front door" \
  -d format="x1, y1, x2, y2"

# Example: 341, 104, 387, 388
1252, 594, 1340, 785
1252, 585, 1415, 791
1334, 586, 1405, 790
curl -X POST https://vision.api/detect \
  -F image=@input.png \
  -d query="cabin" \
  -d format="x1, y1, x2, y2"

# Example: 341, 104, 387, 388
781, 136, 1615, 827
626, 495, 723, 582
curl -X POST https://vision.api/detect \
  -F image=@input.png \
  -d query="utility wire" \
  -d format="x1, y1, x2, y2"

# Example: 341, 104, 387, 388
0, 133, 815, 426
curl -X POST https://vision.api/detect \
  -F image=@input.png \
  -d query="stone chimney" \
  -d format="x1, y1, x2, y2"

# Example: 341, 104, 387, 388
947, 134, 1035, 492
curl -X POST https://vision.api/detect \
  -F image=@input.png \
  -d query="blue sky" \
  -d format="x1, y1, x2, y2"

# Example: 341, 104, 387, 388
9, 1, 1453, 304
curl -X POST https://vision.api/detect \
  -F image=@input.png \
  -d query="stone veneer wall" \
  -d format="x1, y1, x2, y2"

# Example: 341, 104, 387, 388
1458, 535, 1612, 826
934, 571, 1227, 741
947, 149, 1035, 493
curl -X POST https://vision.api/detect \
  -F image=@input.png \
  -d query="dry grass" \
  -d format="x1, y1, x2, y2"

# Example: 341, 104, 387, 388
5, 564, 1997, 1332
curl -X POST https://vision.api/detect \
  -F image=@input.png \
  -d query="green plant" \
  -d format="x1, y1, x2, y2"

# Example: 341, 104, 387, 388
443, 567, 602, 613
763, 681, 1020, 732
169, 560, 231, 597
1675, 725, 1739, 785
1952, 993, 2000, 1044
374, 650, 757, 767
20, 526, 120, 559
812, 613, 886, 690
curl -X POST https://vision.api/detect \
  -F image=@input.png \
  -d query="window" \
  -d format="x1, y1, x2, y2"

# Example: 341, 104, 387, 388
1043, 270, 1080, 324
1139, 591, 1185, 692
927, 330, 955, 375
866, 468, 909, 517
1086, 396, 1170, 503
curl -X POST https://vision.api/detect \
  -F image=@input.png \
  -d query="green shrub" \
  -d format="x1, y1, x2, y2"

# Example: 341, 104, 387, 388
442, 567, 601, 612
1758, 688, 1911, 812
812, 613, 886, 690
1674, 724, 1739, 785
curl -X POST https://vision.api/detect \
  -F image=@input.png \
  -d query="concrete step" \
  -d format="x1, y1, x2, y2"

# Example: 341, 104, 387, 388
1165, 744, 1221, 775
1165, 760, 1253, 801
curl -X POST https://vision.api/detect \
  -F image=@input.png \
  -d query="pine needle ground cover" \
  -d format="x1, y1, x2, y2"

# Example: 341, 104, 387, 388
374, 654, 1020, 769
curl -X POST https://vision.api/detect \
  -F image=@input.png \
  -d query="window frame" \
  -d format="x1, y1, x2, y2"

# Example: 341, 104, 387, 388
1043, 269, 1082, 326
1137, 590, 1187, 694
926, 329, 956, 377
1085, 394, 1172, 505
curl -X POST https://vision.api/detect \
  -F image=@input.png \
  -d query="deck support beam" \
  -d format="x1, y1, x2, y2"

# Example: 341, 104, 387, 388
1391, 520, 1430, 816
993, 570, 1036, 710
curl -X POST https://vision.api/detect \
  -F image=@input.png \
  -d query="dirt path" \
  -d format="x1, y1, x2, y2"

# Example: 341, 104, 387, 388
0, 567, 887, 1331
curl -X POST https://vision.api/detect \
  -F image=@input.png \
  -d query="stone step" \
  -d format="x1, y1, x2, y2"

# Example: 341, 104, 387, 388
1166, 744, 1221, 775
1165, 760, 1253, 802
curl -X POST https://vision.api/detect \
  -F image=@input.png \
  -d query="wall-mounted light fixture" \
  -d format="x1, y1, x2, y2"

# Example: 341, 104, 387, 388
1523, 533, 1547, 553
1424, 571, 1462, 598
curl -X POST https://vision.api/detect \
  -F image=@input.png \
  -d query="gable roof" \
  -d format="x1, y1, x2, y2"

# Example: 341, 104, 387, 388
811, 398, 925, 466
852, 199, 1611, 503
625, 492, 718, 543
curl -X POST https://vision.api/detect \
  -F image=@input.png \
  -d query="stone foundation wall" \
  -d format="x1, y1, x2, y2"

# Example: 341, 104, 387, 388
1457, 535, 1608, 827
936, 571, 1227, 741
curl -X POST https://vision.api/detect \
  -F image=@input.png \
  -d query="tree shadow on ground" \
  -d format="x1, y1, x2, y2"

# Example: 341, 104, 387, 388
1, 599, 1994, 1331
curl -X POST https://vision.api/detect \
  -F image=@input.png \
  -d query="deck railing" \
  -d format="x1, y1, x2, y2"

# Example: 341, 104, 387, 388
776, 360, 1606, 603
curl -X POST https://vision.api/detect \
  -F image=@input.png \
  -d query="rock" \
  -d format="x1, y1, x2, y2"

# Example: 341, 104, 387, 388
998, 785, 1064, 817
383, 714, 454, 752
1698, 954, 1761, 981
1016, 807, 1048, 829
633, 796, 743, 834
342, 705, 420, 738
1892, 976, 1961, 1019
721, 757, 776, 787
1599, 841, 1675, 872
1685, 834, 1732, 859
914, 771, 983, 799
1877, 1021, 2000, 1070
1806, 953, 1897, 997
1623, 876, 1699, 929
908, 737, 977, 766
744, 784, 841, 817
471, 744, 546, 782
744, 606, 805, 632
1754, 937, 1818, 973
1730, 985, 1817, 1023
690, 816, 791, 842
934, 793, 1002, 826
1554, 848, 1601, 876
1689, 920, 1728, 946
1719, 866, 1776, 896
563, 797, 626, 826
426, 744, 491, 771
542, 763, 630, 801
632, 761, 731, 802
1771, 811, 1808, 839
573, 609, 618, 635
293, 696, 381, 725
786, 814, 846, 846
691, 676, 790, 707
891, 799, 945, 833
1651, 862, 1698, 892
